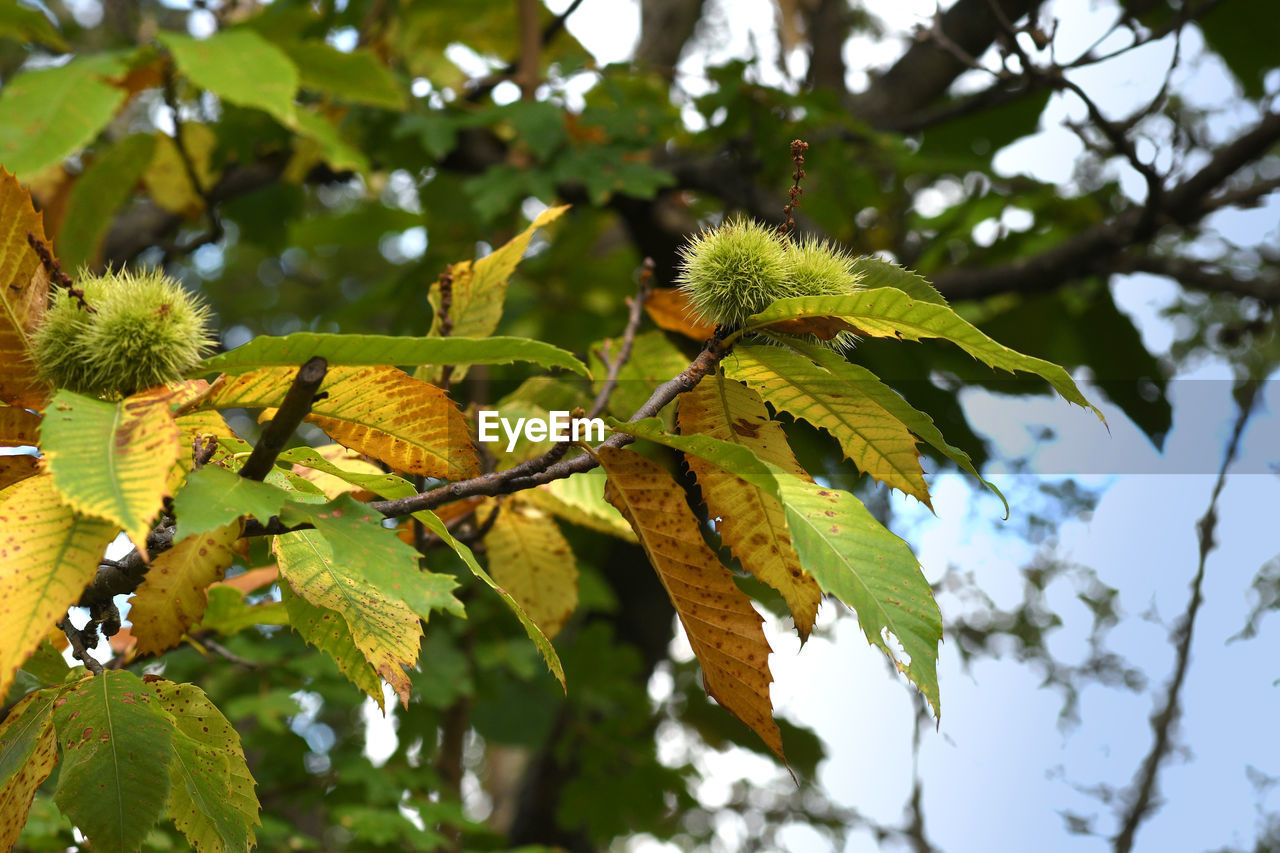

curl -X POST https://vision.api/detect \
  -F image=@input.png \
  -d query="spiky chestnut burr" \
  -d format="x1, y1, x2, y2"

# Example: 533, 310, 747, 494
33, 268, 216, 398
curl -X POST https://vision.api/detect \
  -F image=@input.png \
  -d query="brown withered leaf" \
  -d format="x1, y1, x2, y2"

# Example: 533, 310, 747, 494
598, 446, 785, 763
678, 372, 822, 641
644, 287, 718, 341
761, 316, 861, 341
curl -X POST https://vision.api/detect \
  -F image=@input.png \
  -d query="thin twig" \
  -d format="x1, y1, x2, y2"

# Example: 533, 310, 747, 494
588, 258, 653, 418
26, 232, 89, 310
238, 357, 329, 481
1111, 380, 1260, 853
466, 0, 587, 102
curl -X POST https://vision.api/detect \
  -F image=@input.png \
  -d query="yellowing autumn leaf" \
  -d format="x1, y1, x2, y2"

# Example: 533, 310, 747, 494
0, 690, 60, 852
143, 125, 219, 216
129, 522, 243, 657
678, 372, 822, 641
40, 386, 187, 552
430, 204, 569, 339
479, 498, 578, 638
598, 446, 784, 763
0, 168, 51, 408
198, 365, 479, 480
524, 471, 637, 542
280, 582, 387, 708
425, 204, 569, 384
0, 474, 117, 699
724, 344, 932, 507
275, 528, 423, 705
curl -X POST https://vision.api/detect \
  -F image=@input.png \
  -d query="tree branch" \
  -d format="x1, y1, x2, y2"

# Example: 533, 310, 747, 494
237, 356, 329, 481
932, 110, 1280, 300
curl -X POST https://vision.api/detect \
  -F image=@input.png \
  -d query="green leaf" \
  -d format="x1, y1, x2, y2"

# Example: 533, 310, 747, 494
412, 508, 567, 691
0, 2, 69, 51
293, 108, 370, 173
0, 54, 128, 179
850, 256, 947, 305
746, 288, 1105, 421
40, 387, 183, 552
277, 495, 464, 623
280, 41, 405, 110
196, 332, 589, 378
52, 671, 175, 852
147, 678, 259, 853
777, 476, 942, 717
160, 29, 299, 128
56, 133, 157, 270
273, 494, 463, 706
198, 586, 289, 636
173, 464, 304, 539
608, 417, 942, 715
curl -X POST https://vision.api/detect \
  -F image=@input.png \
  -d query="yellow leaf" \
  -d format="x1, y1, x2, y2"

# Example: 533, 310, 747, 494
424, 205, 569, 384
41, 385, 189, 553
523, 471, 637, 542
725, 344, 931, 506
200, 365, 479, 480
598, 446, 785, 763
0, 474, 117, 699
0, 168, 51, 408
479, 498, 578, 638
273, 529, 422, 706
431, 204, 569, 339
142, 125, 219, 216
129, 521, 243, 656
0, 405, 40, 446
0, 691, 60, 852
678, 372, 822, 641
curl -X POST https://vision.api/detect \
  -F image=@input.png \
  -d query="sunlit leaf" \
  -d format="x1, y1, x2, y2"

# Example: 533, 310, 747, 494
146, 677, 260, 853
746, 288, 1104, 421
479, 499, 578, 638
610, 418, 942, 716
677, 371, 822, 640
196, 332, 588, 377
129, 522, 244, 656
197, 365, 480, 480
597, 446, 785, 762
40, 386, 189, 551
0, 55, 128, 179
0, 475, 116, 700
724, 344, 933, 506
